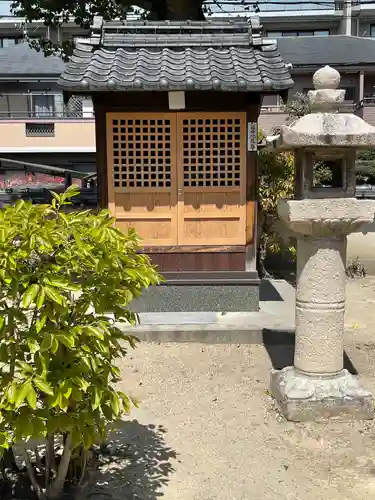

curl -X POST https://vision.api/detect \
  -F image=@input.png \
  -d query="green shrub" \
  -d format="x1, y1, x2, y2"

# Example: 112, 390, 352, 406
0, 186, 160, 499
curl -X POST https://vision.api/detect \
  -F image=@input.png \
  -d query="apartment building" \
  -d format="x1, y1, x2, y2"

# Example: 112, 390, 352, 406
259, 34, 375, 133
210, 0, 375, 37
0, 1, 375, 181
0, 38, 95, 200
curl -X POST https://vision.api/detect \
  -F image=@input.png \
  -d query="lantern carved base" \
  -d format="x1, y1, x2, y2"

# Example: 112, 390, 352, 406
270, 367, 374, 422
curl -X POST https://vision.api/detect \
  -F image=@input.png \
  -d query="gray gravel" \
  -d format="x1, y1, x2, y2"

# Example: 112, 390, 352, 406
90, 277, 375, 500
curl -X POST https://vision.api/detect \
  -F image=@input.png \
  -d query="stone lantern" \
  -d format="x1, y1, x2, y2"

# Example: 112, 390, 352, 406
267, 65, 375, 421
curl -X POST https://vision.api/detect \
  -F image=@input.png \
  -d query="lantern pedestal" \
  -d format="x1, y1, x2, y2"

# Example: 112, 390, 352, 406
270, 198, 375, 421
271, 367, 373, 422
266, 65, 375, 422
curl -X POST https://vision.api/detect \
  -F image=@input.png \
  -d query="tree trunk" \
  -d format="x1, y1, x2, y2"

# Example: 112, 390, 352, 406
165, 0, 205, 19
149, 0, 205, 20
2, 447, 18, 471
47, 434, 72, 500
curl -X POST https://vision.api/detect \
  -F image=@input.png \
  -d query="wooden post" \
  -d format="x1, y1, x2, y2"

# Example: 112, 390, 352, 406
64, 172, 72, 190
93, 98, 108, 208
245, 100, 261, 273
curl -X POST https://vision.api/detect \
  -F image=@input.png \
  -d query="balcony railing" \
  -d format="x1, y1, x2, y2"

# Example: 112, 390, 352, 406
0, 93, 94, 119
364, 94, 375, 104
261, 103, 358, 113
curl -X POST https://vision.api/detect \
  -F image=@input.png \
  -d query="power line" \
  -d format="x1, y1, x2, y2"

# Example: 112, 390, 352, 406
206, 0, 368, 5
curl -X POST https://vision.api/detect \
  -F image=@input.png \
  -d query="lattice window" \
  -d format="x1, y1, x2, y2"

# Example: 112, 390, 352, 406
25, 123, 55, 137
111, 118, 172, 189
182, 117, 242, 188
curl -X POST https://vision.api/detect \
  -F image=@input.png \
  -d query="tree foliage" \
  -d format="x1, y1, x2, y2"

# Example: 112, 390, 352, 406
11, 0, 206, 24
0, 187, 160, 499
10, 0, 254, 57
257, 131, 295, 277
283, 92, 311, 121
11, 0, 211, 57
357, 148, 375, 183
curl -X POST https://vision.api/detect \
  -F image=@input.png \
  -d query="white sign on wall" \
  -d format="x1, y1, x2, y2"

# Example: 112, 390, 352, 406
247, 122, 258, 152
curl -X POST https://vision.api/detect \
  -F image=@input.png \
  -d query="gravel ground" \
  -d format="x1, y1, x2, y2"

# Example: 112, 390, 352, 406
89, 277, 375, 500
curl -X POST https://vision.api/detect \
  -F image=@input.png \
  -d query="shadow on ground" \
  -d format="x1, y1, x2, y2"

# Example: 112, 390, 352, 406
259, 280, 283, 302
262, 329, 358, 375
90, 419, 177, 500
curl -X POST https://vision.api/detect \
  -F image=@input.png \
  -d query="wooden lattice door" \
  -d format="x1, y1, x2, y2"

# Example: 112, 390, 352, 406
177, 112, 246, 245
106, 113, 178, 246
106, 111, 246, 247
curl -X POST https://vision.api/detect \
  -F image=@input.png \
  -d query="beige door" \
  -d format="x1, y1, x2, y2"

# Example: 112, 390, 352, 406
106, 113, 178, 246
106, 111, 246, 247
176, 112, 246, 245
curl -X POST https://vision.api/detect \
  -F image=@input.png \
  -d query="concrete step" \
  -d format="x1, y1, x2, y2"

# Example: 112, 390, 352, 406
118, 279, 296, 343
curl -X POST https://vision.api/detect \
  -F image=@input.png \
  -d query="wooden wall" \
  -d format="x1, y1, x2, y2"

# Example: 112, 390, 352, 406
93, 91, 261, 272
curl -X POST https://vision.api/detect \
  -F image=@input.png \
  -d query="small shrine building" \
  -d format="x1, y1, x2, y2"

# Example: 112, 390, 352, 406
58, 17, 293, 312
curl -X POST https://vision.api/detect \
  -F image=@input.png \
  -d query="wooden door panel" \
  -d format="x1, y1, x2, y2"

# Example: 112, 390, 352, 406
177, 112, 246, 245
106, 113, 177, 246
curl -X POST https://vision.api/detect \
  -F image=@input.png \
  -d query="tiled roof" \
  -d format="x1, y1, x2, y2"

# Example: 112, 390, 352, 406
0, 42, 64, 79
277, 35, 375, 67
58, 18, 293, 93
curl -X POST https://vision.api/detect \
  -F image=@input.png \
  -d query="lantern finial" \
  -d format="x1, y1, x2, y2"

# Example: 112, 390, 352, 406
313, 65, 340, 90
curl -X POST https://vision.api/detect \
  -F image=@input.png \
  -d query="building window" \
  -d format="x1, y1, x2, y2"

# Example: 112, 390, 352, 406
0, 37, 22, 48
31, 94, 56, 118
267, 30, 330, 37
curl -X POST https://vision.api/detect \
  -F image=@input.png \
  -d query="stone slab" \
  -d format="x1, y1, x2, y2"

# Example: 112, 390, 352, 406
270, 367, 374, 422
121, 324, 295, 344
129, 282, 260, 313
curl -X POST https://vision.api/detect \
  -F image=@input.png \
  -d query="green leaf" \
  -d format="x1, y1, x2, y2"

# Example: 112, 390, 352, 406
17, 360, 33, 373
33, 378, 54, 396
50, 391, 63, 409
26, 383, 37, 409
73, 231, 83, 249
36, 312, 47, 333
92, 387, 102, 410
61, 381, 72, 399
36, 287, 45, 310
14, 199, 25, 213
51, 336, 59, 354
84, 325, 104, 340
40, 334, 53, 352
6, 382, 17, 404
22, 284, 39, 308
37, 351, 48, 375
82, 430, 92, 450
72, 377, 89, 392
56, 333, 75, 349
44, 286, 64, 305
28, 339, 40, 354
14, 382, 31, 408
47, 277, 80, 292
0, 432, 10, 449
110, 392, 120, 417
101, 403, 113, 421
